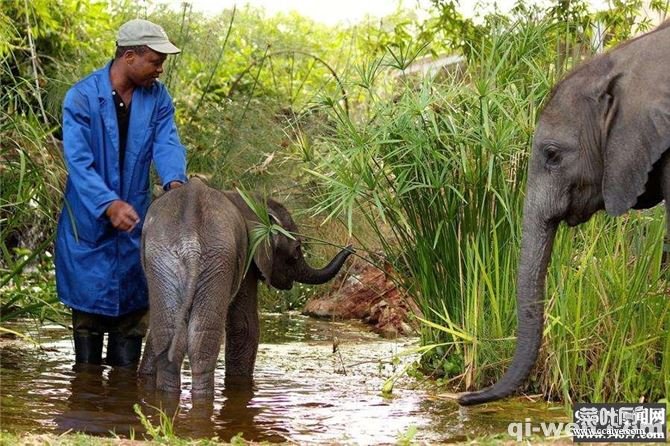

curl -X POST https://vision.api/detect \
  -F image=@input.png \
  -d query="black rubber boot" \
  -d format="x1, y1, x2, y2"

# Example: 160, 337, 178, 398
106, 334, 143, 367
73, 332, 104, 364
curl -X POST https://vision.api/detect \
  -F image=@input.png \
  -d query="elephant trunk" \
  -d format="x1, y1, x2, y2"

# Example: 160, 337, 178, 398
295, 246, 354, 285
458, 209, 558, 406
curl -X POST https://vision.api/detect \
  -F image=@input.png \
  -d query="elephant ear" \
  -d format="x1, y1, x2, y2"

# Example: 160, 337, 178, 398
602, 38, 670, 216
252, 213, 280, 284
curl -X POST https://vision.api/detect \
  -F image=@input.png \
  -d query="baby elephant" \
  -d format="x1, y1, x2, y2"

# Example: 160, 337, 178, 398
138, 177, 353, 395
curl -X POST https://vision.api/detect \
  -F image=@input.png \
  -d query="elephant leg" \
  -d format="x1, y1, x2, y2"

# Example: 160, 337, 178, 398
225, 277, 259, 379
188, 326, 225, 397
144, 255, 187, 393
183, 254, 244, 397
154, 341, 184, 393
152, 311, 187, 393
138, 331, 157, 377
146, 310, 184, 393
187, 277, 233, 396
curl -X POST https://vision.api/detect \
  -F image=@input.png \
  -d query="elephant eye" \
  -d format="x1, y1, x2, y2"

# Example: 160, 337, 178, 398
544, 146, 562, 169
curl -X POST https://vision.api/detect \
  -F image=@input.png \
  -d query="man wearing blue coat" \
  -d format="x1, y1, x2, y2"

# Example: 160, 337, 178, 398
55, 19, 187, 367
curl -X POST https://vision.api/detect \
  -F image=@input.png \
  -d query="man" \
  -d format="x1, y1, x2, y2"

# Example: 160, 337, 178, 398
55, 19, 187, 368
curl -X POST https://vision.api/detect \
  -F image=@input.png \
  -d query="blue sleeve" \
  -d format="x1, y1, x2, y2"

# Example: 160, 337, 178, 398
62, 88, 119, 218
152, 86, 187, 189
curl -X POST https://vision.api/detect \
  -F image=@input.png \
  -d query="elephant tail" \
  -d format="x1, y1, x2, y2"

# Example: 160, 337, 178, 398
167, 247, 200, 364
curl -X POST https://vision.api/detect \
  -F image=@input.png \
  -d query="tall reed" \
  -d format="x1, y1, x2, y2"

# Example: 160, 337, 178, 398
1, 64, 66, 323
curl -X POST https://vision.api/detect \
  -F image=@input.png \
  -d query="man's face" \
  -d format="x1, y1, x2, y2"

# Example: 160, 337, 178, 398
125, 48, 167, 88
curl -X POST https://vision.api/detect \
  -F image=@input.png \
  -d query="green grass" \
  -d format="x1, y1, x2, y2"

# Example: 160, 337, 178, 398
0, 431, 252, 446
0, 54, 68, 325
543, 211, 670, 403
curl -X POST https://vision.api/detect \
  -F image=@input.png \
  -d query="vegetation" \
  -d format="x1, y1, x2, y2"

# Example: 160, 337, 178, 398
0, 430, 575, 445
0, 431, 249, 446
308, 3, 670, 404
1, 0, 668, 413
0, 0, 106, 324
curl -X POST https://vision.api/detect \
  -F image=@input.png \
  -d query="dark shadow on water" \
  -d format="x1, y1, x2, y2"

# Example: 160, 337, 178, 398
165, 376, 289, 442
214, 376, 288, 443
48, 363, 288, 442
53, 364, 146, 436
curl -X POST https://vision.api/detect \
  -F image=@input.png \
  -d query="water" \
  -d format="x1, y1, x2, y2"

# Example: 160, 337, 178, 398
0, 314, 567, 444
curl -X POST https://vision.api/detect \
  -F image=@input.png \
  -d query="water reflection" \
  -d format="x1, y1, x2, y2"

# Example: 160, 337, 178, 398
0, 314, 567, 443
54, 364, 144, 436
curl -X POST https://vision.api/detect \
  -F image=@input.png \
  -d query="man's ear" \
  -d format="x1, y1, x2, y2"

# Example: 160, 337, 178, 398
123, 49, 136, 65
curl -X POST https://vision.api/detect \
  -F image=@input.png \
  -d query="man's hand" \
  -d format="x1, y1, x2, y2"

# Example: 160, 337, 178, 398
106, 200, 140, 232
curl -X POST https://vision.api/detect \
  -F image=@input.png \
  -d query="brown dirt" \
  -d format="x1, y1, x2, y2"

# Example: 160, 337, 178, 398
303, 257, 421, 337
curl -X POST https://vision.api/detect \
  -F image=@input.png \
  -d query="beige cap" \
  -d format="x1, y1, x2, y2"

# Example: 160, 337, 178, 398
117, 19, 180, 54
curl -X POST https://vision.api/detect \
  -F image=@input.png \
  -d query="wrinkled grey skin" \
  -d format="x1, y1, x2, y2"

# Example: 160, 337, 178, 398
459, 22, 670, 405
138, 178, 353, 396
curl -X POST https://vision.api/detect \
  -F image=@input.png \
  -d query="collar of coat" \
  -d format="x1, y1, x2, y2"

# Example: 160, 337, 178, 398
94, 61, 159, 157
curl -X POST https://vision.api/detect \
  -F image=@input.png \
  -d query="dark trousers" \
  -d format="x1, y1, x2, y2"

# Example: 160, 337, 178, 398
71, 308, 148, 367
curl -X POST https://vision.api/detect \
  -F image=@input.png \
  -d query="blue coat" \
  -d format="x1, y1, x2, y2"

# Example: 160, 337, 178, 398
55, 62, 187, 317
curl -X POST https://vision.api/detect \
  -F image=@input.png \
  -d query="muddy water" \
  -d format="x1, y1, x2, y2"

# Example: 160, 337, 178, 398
0, 314, 567, 444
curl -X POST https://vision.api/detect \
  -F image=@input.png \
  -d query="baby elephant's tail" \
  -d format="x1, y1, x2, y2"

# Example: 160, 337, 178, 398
167, 248, 200, 363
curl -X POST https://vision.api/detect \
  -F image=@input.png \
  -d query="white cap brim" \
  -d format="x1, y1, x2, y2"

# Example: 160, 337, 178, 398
147, 41, 181, 54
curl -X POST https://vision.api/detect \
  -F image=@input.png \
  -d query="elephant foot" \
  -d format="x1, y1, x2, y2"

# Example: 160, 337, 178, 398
138, 372, 157, 391
138, 360, 156, 377
156, 380, 182, 393
156, 369, 182, 394
191, 388, 215, 399
138, 334, 157, 376
191, 372, 215, 397
224, 374, 254, 389
156, 382, 182, 394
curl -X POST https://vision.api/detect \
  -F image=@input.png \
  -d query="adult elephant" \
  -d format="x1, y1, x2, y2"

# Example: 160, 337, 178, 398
459, 22, 670, 405
138, 177, 353, 395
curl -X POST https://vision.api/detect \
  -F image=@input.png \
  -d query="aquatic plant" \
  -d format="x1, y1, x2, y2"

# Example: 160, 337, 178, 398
133, 403, 180, 443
